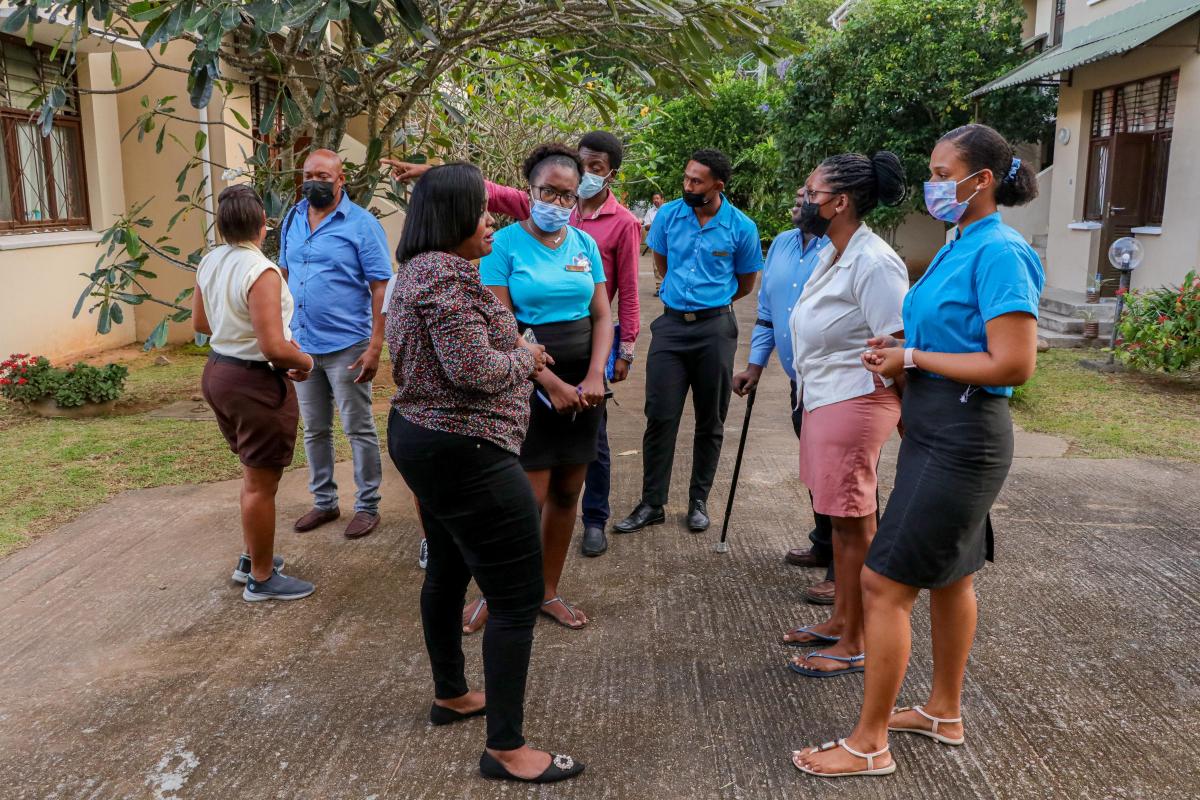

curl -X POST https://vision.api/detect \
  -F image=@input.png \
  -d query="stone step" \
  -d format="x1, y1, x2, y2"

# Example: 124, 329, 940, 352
1037, 329, 1106, 349
1037, 309, 1114, 336
1039, 286, 1118, 320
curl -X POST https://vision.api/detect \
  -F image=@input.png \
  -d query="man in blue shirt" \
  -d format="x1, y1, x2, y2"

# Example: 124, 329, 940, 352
615, 149, 762, 534
279, 149, 393, 540
731, 185, 836, 604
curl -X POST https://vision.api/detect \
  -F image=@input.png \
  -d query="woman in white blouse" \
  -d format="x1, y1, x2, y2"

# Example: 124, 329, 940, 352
782, 152, 909, 679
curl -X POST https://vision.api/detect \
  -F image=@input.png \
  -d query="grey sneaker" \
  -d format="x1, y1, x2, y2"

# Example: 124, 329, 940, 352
418, 538, 429, 570
243, 569, 315, 602
232, 554, 284, 585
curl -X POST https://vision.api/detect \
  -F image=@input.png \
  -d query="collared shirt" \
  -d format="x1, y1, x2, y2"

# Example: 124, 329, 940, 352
789, 223, 908, 412
904, 212, 1044, 397
484, 181, 640, 360
196, 243, 293, 362
479, 224, 605, 326
279, 191, 393, 354
642, 204, 659, 227
647, 195, 763, 312
749, 229, 829, 382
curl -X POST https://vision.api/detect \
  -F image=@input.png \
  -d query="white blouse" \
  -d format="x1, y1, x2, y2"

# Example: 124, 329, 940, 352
196, 243, 293, 362
788, 223, 908, 412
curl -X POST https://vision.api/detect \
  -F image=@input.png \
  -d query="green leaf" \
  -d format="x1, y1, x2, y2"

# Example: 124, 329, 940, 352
391, 0, 424, 34
1, 6, 30, 34
126, 229, 143, 259
98, 304, 112, 335
128, 2, 171, 22
348, 1, 386, 45
281, 93, 302, 128
194, 130, 207, 152
73, 282, 96, 319
110, 50, 122, 86
155, 124, 166, 154
258, 92, 279, 134
338, 67, 360, 86
230, 108, 250, 129
110, 303, 124, 325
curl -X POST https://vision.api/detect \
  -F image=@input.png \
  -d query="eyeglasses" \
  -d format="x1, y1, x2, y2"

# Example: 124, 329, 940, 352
798, 188, 838, 203
532, 185, 579, 207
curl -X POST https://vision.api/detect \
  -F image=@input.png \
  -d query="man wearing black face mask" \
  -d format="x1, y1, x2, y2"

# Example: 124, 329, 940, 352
732, 185, 837, 604
615, 149, 762, 535
278, 149, 394, 541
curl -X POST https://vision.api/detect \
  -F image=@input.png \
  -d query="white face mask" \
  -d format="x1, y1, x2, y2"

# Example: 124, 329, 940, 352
923, 170, 983, 224
577, 171, 611, 200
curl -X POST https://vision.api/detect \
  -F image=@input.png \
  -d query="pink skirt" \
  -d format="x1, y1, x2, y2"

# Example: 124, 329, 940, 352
799, 376, 900, 518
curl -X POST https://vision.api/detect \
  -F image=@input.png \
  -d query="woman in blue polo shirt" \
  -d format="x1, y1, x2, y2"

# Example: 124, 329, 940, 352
793, 124, 1044, 779
464, 143, 612, 633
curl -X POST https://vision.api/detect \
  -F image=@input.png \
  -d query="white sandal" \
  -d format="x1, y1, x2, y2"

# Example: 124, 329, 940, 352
792, 738, 896, 777
888, 705, 965, 746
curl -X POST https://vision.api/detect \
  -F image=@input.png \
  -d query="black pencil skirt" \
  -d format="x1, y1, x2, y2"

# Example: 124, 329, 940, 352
517, 317, 602, 471
865, 370, 1014, 589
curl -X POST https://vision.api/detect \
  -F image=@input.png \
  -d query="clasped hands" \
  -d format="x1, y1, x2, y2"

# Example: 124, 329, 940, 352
860, 335, 906, 379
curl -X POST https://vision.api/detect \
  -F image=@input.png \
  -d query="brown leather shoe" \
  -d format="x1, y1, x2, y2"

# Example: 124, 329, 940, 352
294, 506, 340, 532
344, 511, 380, 540
785, 546, 832, 568
803, 579, 836, 605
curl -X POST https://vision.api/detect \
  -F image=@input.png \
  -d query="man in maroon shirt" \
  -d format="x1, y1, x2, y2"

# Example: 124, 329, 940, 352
384, 132, 641, 559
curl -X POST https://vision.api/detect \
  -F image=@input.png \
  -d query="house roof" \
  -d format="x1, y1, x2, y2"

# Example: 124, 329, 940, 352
969, 0, 1200, 97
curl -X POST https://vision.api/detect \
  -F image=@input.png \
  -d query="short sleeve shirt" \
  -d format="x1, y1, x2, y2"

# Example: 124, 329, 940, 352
647, 196, 763, 311
196, 243, 293, 362
903, 212, 1045, 397
479, 224, 605, 326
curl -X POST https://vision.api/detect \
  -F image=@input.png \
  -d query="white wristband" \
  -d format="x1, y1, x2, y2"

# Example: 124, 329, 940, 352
904, 347, 916, 370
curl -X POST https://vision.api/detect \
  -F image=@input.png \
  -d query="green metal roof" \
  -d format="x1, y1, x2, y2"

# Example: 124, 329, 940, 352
969, 0, 1200, 97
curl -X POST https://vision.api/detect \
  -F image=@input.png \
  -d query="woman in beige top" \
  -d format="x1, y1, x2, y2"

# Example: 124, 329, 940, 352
193, 184, 316, 602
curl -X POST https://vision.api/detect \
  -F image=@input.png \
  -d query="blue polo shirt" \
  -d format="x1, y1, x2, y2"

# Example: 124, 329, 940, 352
748, 229, 829, 382
647, 195, 763, 311
903, 212, 1044, 397
279, 192, 393, 354
479, 224, 605, 326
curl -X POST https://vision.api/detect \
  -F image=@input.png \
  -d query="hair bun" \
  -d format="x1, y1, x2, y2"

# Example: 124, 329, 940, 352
870, 151, 907, 207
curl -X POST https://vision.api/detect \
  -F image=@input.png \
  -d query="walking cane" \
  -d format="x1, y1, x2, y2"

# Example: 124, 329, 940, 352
715, 388, 756, 554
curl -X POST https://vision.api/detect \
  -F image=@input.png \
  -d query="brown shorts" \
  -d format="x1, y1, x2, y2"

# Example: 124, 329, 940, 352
201, 355, 299, 469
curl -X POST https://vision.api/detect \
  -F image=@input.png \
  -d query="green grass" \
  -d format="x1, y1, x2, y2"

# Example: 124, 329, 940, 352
1012, 349, 1200, 461
0, 346, 394, 559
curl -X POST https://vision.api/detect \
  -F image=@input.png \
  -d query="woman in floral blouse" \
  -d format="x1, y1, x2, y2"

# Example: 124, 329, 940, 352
385, 163, 584, 784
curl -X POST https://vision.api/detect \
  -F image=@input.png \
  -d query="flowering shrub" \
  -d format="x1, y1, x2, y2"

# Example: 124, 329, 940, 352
1114, 271, 1200, 373
0, 354, 128, 408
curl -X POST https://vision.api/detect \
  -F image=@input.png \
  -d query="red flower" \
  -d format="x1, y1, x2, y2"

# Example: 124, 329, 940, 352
1115, 286, 1128, 297
1158, 314, 1169, 323
17, 377, 27, 385
0, 378, 9, 385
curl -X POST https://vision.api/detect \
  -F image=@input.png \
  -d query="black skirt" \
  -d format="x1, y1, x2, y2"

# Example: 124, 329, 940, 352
865, 370, 1014, 589
516, 317, 602, 471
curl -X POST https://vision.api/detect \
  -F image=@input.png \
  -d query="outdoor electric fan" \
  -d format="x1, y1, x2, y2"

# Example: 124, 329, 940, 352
1082, 235, 1144, 372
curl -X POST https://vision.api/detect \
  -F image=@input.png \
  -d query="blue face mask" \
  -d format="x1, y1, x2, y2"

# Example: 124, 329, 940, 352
530, 197, 573, 233
923, 170, 983, 224
577, 171, 610, 200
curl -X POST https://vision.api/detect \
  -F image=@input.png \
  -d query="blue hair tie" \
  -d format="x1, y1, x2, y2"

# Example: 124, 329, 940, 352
1005, 157, 1021, 183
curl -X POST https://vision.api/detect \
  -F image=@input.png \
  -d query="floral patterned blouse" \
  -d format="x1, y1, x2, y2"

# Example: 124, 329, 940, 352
387, 250, 536, 454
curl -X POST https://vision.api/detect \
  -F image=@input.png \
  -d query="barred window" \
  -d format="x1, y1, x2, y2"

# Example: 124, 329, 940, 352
0, 36, 89, 233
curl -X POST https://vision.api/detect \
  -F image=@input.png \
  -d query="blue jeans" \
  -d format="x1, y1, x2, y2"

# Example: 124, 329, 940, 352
581, 409, 611, 527
294, 339, 382, 514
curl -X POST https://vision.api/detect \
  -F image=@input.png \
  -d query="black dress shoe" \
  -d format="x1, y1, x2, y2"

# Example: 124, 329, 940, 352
430, 702, 486, 726
479, 750, 585, 783
613, 502, 665, 533
581, 525, 608, 556
687, 500, 710, 532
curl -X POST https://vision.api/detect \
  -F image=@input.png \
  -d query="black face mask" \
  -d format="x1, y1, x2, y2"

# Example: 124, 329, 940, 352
797, 200, 832, 238
682, 190, 711, 208
302, 179, 337, 210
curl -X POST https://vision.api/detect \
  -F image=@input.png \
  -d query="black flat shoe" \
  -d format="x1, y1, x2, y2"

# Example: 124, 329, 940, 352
581, 525, 608, 556
479, 750, 585, 783
613, 502, 665, 534
687, 499, 710, 532
430, 702, 486, 726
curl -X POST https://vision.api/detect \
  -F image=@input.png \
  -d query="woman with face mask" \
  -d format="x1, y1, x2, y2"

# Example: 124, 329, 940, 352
465, 143, 613, 633
792, 124, 1044, 779
781, 152, 909, 683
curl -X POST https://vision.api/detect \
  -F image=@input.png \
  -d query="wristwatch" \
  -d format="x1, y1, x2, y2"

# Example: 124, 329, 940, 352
904, 347, 916, 370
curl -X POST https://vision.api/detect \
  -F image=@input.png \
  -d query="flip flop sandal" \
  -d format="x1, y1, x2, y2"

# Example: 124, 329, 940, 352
462, 597, 487, 634
788, 652, 865, 678
792, 739, 896, 778
783, 625, 841, 647
541, 596, 585, 629
888, 705, 965, 746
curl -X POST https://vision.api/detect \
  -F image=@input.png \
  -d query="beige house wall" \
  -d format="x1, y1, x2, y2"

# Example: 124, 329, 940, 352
0, 51, 135, 360
1043, 18, 1200, 292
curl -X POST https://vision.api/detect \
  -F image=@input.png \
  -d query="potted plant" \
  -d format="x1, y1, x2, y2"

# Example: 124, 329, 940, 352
1078, 309, 1100, 340
0, 354, 128, 418
1086, 272, 1103, 303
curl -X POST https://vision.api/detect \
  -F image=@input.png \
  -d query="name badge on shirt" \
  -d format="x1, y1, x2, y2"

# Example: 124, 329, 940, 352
712, 250, 730, 257
565, 253, 591, 272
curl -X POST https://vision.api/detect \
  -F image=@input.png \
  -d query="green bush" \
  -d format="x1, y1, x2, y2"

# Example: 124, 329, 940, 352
0, 354, 128, 408
1115, 271, 1200, 373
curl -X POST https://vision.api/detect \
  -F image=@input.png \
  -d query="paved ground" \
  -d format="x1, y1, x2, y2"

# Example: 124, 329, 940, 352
2, 261, 1198, 799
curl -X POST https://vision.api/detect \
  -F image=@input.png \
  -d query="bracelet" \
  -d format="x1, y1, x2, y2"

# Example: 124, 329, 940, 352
618, 341, 636, 363
904, 347, 916, 370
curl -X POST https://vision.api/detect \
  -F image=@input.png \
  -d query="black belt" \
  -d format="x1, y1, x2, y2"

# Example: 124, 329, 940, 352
209, 352, 279, 372
662, 304, 733, 322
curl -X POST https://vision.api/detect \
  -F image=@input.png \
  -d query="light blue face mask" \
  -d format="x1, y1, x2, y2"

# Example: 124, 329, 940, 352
530, 197, 573, 233
577, 171, 610, 200
923, 170, 983, 224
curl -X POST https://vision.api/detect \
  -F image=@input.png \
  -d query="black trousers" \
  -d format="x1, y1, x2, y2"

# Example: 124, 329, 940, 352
790, 379, 835, 582
641, 310, 738, 507
387, 411, 544, 751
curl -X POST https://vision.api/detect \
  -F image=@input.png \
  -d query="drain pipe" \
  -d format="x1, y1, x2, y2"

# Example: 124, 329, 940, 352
197, 104, 216, 247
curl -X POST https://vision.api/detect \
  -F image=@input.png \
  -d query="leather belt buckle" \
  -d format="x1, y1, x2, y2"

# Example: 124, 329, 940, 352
684, 312, 697, 322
